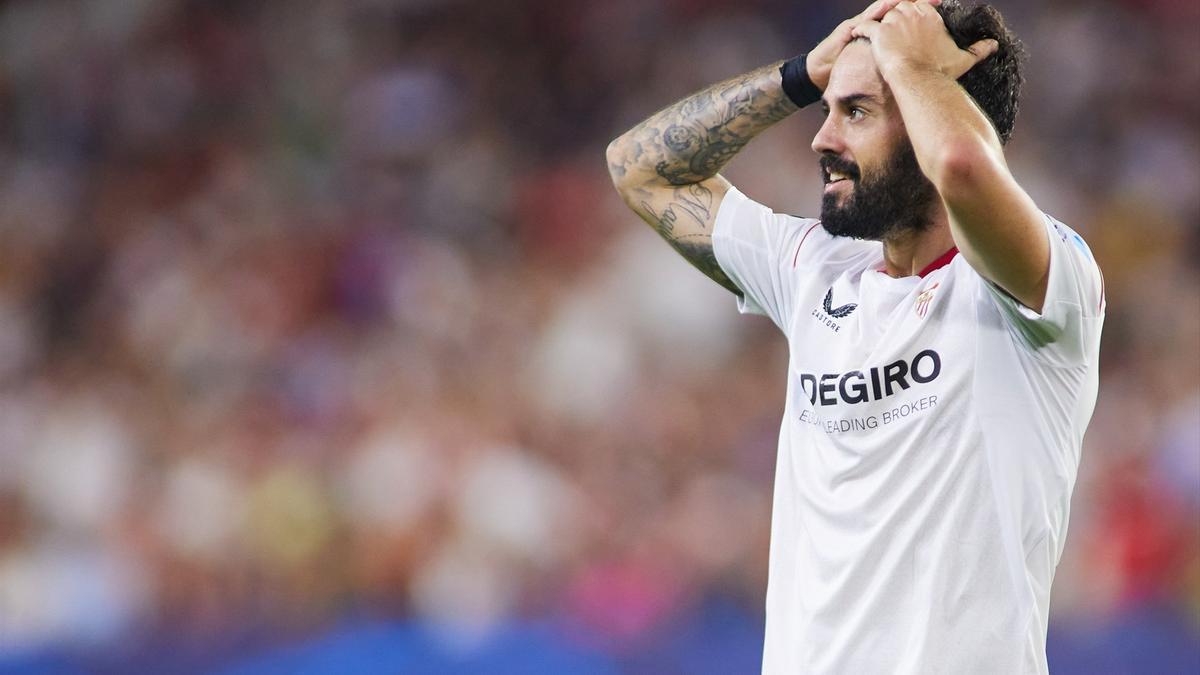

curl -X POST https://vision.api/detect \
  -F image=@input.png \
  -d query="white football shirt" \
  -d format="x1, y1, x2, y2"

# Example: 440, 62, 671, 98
711, 187, 1105, 674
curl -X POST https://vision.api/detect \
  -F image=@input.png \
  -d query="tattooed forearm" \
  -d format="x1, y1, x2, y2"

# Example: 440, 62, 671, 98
634, 182, 743, 298
606, 61, 792, 296
669, 235, 743, 296
607, 61, 797, 188
639, 183, 714, 236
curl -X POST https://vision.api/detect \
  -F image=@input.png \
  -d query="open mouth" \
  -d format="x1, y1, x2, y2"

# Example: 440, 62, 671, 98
823, 168, 857, 192
821, 162, 859, 187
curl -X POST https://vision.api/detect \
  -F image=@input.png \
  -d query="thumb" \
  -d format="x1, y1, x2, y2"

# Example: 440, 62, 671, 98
967, 38, 999, 63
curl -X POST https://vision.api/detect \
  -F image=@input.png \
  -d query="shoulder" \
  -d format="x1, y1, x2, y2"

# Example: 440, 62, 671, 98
714, 187, 875, 270
1044, 214, 1100, 268
965, 212, 1105, 314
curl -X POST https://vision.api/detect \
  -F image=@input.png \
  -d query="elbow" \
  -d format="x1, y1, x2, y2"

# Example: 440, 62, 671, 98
606, 137, 652, 207
606, 137, 631, 191
929, 142, 1000, 199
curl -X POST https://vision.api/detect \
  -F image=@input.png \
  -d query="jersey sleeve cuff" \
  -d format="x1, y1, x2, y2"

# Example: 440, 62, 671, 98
712, 186, 769, 317
981, 213, 1103, 366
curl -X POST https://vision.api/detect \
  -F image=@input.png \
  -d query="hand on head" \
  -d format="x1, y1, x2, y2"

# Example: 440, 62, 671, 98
851, 0, 998, 79
806, 0, 944, 91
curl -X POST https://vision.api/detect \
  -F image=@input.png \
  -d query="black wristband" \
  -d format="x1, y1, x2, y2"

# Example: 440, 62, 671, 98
779, 54, 823, 108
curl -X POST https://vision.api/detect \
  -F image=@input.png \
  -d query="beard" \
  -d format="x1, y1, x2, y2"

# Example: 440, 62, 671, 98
819, 140, 939, 241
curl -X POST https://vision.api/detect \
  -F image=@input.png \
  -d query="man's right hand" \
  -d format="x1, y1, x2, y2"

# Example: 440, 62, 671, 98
806, 0, 942, 91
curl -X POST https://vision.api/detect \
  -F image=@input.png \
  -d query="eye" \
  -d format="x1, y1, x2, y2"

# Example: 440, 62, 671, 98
848, 107, 865, 121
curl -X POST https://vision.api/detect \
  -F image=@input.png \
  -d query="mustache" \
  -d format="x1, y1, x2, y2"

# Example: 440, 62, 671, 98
819, 155, 860, 181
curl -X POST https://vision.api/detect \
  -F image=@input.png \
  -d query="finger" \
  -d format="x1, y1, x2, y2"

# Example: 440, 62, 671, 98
967, 38, 999, 63
881, 1, 916, 23
851, 20, 882, 40
863, 0, 940, 25
859, 0, 931, 22
859, 0, 903, 22
913, 0, 944, 21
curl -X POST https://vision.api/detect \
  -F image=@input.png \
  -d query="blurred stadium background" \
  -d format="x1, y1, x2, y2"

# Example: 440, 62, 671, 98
0, 0, 1196, 673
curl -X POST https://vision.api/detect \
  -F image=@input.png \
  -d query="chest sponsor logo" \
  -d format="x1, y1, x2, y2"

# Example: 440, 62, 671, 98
812, 287, 857, 332
797, 349, 941, 407
795, 349, 944, 434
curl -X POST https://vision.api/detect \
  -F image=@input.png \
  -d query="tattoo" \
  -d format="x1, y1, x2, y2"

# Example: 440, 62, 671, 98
663, 125, 698, 152
641, 199, 677, 235
686, 138, 745, 179
655, 160, 694, 187
641, 183, 713, 235
639, 183, 742, 297
690, 67, 788, 178
669, 235, 742, 297
609, 61, 794, 296
673, 183, 713, 226
609, 61, 797, 187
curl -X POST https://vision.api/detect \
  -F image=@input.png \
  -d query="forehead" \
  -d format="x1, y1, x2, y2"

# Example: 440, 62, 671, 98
825, 40, 887, 103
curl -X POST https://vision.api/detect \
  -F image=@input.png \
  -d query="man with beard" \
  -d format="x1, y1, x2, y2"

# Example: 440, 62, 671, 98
607, 0, 1104, 673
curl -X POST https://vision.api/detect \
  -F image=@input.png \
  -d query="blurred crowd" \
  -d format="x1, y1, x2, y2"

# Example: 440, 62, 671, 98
0, 0, 1196, 671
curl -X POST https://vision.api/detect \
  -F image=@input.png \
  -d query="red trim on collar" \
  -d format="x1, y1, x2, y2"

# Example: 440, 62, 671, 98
918, 247, 959, 278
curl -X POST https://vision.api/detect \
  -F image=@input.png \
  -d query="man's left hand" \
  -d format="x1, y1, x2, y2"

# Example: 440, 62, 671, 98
851, 0, 997, 79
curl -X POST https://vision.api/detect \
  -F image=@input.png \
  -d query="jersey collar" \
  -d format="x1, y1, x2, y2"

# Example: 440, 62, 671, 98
918, 247, 959, 278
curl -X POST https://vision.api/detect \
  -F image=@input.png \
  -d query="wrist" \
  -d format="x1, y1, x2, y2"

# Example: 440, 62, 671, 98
779, 54, 823, 108
805, 56, 830, 92
879, 56, 945, 81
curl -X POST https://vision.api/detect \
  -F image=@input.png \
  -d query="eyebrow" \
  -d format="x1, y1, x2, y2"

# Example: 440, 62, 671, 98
820, 93, 881, 109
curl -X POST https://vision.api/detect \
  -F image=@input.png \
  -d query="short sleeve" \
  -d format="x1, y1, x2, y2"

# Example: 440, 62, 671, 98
982, 213, 1105, 367
711, 187, 822, 331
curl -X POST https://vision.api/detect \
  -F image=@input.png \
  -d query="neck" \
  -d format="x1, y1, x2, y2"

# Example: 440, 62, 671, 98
880, 211, 956, 278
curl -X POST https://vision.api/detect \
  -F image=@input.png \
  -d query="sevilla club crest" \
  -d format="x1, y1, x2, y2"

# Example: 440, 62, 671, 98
916, 283, 940, 318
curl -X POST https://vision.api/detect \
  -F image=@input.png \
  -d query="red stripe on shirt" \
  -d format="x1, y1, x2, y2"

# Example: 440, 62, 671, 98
792, 222, 823, 268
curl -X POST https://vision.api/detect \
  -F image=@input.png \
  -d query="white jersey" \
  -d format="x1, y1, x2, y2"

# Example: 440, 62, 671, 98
711, 187, 1105, 674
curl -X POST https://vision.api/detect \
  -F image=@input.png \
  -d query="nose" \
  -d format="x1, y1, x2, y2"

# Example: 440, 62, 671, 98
811, 113, 844, 156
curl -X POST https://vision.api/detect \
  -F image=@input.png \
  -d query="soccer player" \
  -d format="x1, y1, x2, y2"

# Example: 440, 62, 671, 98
606, 0, 1104, 672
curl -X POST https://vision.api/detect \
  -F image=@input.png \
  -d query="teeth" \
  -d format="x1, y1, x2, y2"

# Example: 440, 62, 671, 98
829, 171, 847, 182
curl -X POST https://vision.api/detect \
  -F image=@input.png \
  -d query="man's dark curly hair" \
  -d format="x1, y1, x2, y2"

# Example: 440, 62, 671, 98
935, 0, 1026, 145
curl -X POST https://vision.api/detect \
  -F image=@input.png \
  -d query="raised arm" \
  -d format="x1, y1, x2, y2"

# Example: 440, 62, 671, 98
853, 2, 1050, 311
607, 0, 922, 295
605, 64, 794, 295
